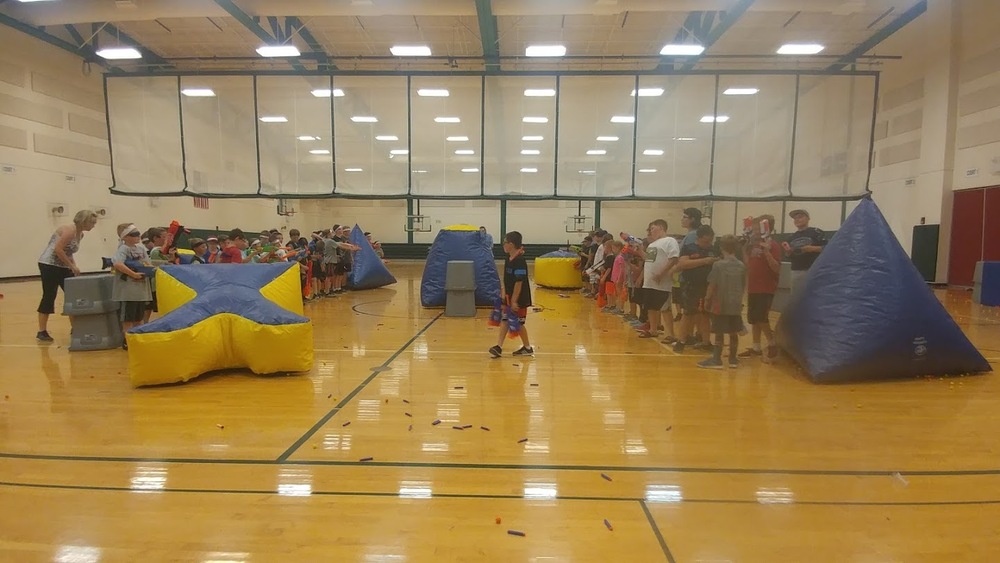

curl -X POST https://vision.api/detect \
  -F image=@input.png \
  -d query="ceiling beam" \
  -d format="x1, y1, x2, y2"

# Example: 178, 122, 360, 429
101, 22, 173, 68
212, 0, 306, 71
826, 0, 927, 71
286, 16, 337, 71
679, 0, 756, 71
0, 12, 111, 69
475, 0, 500, 72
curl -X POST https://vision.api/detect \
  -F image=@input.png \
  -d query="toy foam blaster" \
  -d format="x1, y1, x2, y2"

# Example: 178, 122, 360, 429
506, 306, 522, 338
742, 216, 754, 238
101, 257, 156, 277
619, 232, 641, 245
760, 218, 772, 241
488, 298, 503, 327
160, 220, 190, 256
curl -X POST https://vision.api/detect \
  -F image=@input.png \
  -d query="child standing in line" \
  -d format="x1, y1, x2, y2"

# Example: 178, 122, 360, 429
489, 231, 534, 358
699, 235, 746, 369
111, 223, 153, 350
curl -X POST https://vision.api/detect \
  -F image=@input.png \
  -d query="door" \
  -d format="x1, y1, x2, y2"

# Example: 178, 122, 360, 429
948, 188, 985, 286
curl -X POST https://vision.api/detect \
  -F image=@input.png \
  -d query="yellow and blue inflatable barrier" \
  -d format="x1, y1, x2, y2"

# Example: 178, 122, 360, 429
534, 250, 584, 289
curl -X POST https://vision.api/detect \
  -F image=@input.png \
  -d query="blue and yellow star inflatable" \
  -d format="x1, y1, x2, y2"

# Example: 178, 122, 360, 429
127, 262, 313, 387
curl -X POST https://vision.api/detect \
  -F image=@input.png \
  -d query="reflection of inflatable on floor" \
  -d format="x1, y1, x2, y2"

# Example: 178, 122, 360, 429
127, 262, 313, 387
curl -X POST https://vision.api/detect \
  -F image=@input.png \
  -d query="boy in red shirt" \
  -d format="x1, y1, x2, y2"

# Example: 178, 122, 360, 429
739, 214, 782, 362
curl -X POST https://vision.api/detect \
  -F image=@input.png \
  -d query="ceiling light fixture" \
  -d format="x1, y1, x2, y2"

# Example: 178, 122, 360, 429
700, 115, 729, 123
610, 116, 635, 123
351, 116, 378, 123
587, 149, 607, 155
631, 88, 665, 97
455, 149, 475, 155
446, 136, 469, 142
659, 44, 704, 56
311, 88, 345, 97
434, 117, 461, 123
256, 45, 300, 58
524, 88, 556, 97
520, 149, 540, 155
522, 135, 544, 141
643, 149, 664, 156
309, 149, 330, 155
390, 45, 432, 56
461, 168, 480, 173
520, 168, 538, 173
674, 137, 696, 141
724, 88, 759, 95
596, 136, 619, 142
297, 136, 319, 141
417, 88, 450, 97
374, 135, 398, 141
345, 168, 364, 172
777, 43, 825, 55
525, 45, 566, 57
578, 170, 596, 175
638, 169, 658, 173
181, 88, 215, 97
522, 117, 548, 123
259, 116, 288, 123
96, 47, 142, 60
389, 149, 409, 155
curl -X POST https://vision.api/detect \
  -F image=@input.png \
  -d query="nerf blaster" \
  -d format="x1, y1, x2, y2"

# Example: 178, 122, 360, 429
101, 257, 156, 277
488, 298, 503, 327
160, 220, 190, 257
760, 218, 772, 241
619, 231, 641, 245
506, 306, 522, 338
742, 216, 754, 238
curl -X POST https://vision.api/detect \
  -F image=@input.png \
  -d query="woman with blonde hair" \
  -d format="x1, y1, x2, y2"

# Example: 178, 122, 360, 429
36, 209, 98, 342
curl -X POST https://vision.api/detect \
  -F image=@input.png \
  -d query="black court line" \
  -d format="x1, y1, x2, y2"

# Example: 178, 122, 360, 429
350, 299, 439, 320
275, 312, 443, 462
640, 499, 676, 563
6, 479, 1000, 509
7, 450, 1000, 479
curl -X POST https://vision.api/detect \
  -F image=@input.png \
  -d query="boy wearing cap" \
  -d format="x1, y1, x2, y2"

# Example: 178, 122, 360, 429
783, 209, 827, 291
111, 223, 153, 347
204, 236, 220, 263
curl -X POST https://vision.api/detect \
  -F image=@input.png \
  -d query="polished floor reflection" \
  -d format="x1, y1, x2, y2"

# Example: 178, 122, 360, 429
1, 262, 999, 561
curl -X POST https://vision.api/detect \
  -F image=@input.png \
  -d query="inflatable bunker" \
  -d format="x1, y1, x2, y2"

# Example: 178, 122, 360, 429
535, 250, 583, 289
420, 224, 501, 307
347, 224, 396, 290
777, 198, 991, 383
127, 262, 313, 387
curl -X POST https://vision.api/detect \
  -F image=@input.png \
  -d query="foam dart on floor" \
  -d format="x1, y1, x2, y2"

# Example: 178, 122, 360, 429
432, 419, 441, 425
359, 456, 373, 462
517, 437, 528, 443
600, 473, 613, 482
507, 530, 525, 537
604, 519, 613, 531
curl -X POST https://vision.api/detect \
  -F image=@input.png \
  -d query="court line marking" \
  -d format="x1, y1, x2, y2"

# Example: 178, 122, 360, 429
4, 480, 1000, 508
640, 499, 676, 563
6, 450, 1000, 477
276, 312, 443, 462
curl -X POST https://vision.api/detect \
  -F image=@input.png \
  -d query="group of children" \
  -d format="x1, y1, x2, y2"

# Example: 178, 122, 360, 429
111, 222, 379, 349
575, 207, 826, 369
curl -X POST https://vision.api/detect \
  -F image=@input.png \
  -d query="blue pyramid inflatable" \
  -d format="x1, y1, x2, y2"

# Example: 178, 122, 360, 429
777, 198, 991, 383
347, 225, 396, 290
421, 225, 501, 307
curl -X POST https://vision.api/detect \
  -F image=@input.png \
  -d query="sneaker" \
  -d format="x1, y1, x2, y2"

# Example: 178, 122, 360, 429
728, 358, 739, 368
512, 346, 534, 356
637, 331, 659, 339
672, 342, 685, 353
634, 323, 650, 332
489, 345, 502, 358
698, 358, 724, 370
737, 348, 762, 358
766, 346, 779, 360
36, 330, 54, 342
660, 335, 678, 345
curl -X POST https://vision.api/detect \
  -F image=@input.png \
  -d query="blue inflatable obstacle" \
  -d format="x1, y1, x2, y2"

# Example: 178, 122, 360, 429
777, 198, 991, 383
420, 224, 501, 307
347, 224, 396, 289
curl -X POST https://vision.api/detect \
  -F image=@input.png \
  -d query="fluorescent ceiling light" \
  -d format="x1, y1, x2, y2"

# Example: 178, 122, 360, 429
520, 168, 538, 173
417, 88, 450, 97
643, 149, 664, 156
610, 116, 635, 123
375, 135, 398, 141
389, 149, 409, 155
96, 47, 142, 60
351, 116, 378, 123
660, 44, 704, 56
446, 136, 469, 142
700, 115, 729, 123
520, 149, 540, 155
631, 88, 664, 97
413, 170, 428, 174
524, 88, 556, 97
297, 135, 319, 141
181, 88, 215, 97
259, 116, 288, 123
345, 168, 364, 172
461, 168, 479, 173
578, 170, 596, 175
391, 45, 432, 56
724, 87, 759, 95
435, 117, 461, 123
257, 45, 300, 58
674, 137, 696, 141
777, 43, 825, 55
455, 149, 475, 155
522, 117, 548, 123
596, 136, 619, 142
525, 45, 566, 57
587, 149, 607, 155
311, 88, 345, 97
522, 135, 544, 141
309, 149, 330, 155
638, 169, 658, 173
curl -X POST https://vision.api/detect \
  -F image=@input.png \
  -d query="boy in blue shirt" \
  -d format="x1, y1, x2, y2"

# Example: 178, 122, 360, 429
490, 231, 534, 358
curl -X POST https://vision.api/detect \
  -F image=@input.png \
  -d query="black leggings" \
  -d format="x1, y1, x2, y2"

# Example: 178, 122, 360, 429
37, 263, 73, 315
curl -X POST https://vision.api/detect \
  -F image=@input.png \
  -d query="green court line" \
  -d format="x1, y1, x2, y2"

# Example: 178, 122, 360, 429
275, 312, 443, 461
640, 499, 676, 563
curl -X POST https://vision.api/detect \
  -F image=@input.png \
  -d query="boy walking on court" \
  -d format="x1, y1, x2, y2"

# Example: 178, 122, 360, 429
490, 231, 533, 358
699, 235, 746, 369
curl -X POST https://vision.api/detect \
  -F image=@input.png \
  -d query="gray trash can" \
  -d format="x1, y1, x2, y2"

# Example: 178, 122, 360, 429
63, 274, 123, 351
445, 260, 477, 317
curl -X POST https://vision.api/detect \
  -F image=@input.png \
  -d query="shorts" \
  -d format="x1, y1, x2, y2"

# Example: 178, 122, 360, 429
627, 287, 638, 304
146, 291, 158, 312
682, 284, 707, 314
120, 301, 146, 323
747, 293, 774, 325
312, 261, 326, 280
712, 314, 742, 334
642, 288, 671, 311
604, 281, 617, 297
324, 263, 336, 277
334, 263, 351, 275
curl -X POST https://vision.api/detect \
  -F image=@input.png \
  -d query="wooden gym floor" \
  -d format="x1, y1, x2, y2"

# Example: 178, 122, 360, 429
1, 261, 999, 561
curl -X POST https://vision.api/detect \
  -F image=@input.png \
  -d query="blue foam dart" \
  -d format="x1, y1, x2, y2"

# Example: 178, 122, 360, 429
776, 197, 992, 383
